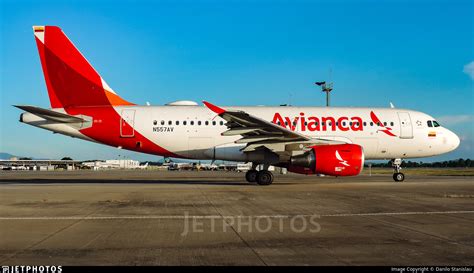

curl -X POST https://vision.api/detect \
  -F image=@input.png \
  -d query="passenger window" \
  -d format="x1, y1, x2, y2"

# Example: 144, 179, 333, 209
183, 121, 187, 125
342, 122, 346, 126
220, 121, 224, 126
153, 120, 157, 125
168, 121, 172, 125
390, 122, 394, 126
433, 120, 440, 127
212, 121, 216, 126
190, 121, 194, 125
205, 121, 209, 126
198, 121, 201, 126
176, 121, 179, 125
383, 122, 387, 126
427, 121, 432, 127
363, 122, 366, 126
161, 120, 165, 125
370, 122, 373, 126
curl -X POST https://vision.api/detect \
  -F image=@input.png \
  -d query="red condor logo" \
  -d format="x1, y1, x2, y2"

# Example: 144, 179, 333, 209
272, 112, 363, 132
370, 111, 396, 137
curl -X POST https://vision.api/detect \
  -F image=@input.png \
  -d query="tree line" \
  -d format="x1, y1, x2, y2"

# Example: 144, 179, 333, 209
366, 158, 474, 168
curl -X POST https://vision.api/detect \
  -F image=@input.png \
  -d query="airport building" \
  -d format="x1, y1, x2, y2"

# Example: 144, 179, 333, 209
0, 158, 82, 171
82, 159, 144, 170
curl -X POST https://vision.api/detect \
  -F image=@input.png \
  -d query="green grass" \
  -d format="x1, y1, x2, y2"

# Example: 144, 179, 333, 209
362, 167, 474, 176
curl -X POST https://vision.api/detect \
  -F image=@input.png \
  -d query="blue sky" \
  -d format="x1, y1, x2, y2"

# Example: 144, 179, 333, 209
0, 0, 472, 161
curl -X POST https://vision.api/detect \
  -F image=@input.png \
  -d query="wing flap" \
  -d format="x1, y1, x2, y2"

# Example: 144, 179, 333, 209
222, 127, 266, 136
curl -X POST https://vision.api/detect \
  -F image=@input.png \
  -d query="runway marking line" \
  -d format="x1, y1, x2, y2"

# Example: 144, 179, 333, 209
1, 210, 474, 220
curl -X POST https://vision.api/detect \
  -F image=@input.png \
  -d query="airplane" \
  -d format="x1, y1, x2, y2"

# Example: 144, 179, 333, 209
15, 26, 460, 185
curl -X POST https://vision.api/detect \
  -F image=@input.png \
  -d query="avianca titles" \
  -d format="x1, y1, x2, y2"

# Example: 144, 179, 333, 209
16, 26, 460, 185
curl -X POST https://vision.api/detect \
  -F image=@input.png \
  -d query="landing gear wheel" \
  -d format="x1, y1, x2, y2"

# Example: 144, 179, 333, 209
391, 159, 405, 182
393, 172, 405, 182
256, 170, 274, 186
245, 170, 258, 183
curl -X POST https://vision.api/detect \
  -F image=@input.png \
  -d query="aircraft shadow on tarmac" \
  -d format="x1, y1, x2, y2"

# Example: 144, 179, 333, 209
0, 179, 295, 186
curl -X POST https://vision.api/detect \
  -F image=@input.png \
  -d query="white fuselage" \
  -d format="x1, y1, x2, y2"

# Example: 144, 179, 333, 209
22, 105, 460, 162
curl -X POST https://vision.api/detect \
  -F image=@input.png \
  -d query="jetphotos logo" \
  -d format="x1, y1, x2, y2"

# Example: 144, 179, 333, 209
370, 111, 396, 137
272, 112, 363, 132
1, 265, 62, 273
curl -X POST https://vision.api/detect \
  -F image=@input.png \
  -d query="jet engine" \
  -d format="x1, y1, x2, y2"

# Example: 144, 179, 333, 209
288, 144, 364, 176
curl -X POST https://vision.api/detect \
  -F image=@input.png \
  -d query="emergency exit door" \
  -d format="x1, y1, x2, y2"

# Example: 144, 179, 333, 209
120, 109, 135, 137
397, 112, 413, 139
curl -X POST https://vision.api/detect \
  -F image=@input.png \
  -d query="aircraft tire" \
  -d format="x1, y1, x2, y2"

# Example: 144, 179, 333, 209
256, 170, 273, 186
393, 172, 405, 182
245, 170, 258, 183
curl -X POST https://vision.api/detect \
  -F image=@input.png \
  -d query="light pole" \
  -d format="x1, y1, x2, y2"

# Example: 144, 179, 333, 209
315, 81, 333, 107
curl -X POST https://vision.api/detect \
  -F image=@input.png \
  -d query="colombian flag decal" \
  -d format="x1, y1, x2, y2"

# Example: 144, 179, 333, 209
428, 131, 436, 137
34, 26, 44, 32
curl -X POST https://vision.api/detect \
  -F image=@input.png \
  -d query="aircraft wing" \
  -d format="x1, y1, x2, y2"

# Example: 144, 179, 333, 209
203, 101, 346, 153
14, 105, 86, 123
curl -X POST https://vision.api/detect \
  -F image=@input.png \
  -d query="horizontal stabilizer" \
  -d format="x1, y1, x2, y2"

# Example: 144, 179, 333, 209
14, 105, 85, 123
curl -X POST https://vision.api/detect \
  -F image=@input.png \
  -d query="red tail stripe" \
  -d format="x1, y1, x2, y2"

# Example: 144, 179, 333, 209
34, 26, 133, 108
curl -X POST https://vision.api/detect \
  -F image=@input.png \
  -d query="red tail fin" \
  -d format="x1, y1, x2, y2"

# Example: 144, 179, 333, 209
33, 26, 133, 108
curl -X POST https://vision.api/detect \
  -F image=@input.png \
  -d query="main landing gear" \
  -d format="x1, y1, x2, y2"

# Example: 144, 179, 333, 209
245, 170, 258, 183
391, 158, 405, 182
245, 164, 274, 186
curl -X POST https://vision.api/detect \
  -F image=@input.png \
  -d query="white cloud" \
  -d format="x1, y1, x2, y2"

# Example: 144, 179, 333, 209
463, 61, 474, 80
437, 115, 474, 125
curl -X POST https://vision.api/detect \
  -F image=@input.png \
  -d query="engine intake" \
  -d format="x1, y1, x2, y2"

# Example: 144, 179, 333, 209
290, 149, 315, 168
289, 144, 364, 176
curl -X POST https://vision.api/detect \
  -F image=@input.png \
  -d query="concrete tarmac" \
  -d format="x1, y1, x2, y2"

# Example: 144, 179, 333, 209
0, 170, 473, 265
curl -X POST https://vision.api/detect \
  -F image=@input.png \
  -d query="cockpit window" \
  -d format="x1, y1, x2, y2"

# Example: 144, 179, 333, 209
427, 120, 440, 128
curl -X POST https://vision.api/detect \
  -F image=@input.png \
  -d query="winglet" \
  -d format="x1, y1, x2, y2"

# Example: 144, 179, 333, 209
202, 101, 226, 115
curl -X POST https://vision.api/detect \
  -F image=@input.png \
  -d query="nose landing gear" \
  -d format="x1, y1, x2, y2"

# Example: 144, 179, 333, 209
391, 158, 405, 182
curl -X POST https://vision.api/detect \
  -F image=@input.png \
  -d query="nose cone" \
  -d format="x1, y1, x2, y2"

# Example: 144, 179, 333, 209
448, 130, 460, 151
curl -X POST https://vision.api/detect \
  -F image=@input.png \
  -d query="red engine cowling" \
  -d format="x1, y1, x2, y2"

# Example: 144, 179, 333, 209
288, 144, 364, 176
